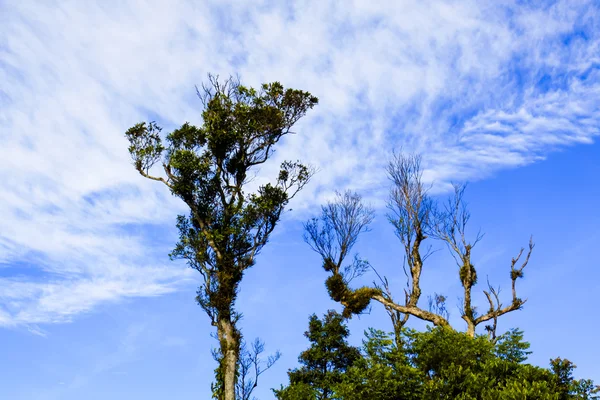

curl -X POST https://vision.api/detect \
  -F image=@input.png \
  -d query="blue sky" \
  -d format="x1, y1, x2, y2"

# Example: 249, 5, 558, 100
1, 0, 599, 398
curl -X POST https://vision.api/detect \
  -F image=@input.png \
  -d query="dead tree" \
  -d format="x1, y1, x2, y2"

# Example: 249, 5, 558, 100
429, 183, 534, 338
304, 153, 534, 339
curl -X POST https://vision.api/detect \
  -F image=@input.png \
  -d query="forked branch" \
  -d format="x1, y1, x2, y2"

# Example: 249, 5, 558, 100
475, 237, 534, 330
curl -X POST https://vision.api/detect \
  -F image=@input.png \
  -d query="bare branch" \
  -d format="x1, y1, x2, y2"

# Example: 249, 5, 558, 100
236, 338, 281, 400
372, 293, 451, 328
475, 237, 534, 328
303, 190, 374, 275
384, 152, 441, 329
483, 277, 502, 341
428, 182, 486, 336
137, 168, 172, 188
427, 292, 450, 321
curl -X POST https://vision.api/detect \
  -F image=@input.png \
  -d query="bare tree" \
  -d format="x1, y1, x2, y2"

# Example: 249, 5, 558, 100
429, 183, 534, 337
304, 153, 534, 339
236, 338, 281, 400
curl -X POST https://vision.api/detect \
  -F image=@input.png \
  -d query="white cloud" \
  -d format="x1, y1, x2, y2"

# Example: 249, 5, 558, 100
1, 0, 598, 325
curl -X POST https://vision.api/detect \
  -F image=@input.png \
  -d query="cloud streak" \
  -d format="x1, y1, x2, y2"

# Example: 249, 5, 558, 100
1, 0, 599, 326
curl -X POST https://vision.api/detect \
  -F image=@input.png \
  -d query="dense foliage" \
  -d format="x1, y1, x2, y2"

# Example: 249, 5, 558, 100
273, 310, 361, 400
277, 317, 599, 400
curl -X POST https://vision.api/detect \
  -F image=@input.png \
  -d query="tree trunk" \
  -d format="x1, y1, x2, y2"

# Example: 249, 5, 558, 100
465, 320, 476, 338
217, 317, 240, 400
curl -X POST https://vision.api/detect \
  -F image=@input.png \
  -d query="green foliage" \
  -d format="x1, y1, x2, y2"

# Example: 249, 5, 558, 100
125, 121, 165, 172
341, 286, 380, 318
280, 323, 599, 400
549, 357, 600, 400
334, 329, 423, 400
274, 310, 361, 400
324, 272, 380, 318
494, 328, 532, 363
274, 382, 319, 400
459, 262, 478, 287
325, 274, 347, 302
125, 74, 318, 400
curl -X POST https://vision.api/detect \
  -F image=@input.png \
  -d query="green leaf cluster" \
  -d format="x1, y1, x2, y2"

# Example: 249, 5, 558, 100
277, 320, 599, 400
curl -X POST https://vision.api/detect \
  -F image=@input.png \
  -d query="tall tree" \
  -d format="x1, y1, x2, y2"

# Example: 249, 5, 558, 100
273, 310, 361, 400
125, 74, 318, 400
304, 153, 534, 339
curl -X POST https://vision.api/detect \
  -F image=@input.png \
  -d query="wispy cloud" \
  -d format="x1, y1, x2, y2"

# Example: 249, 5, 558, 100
1, 0, 598, 326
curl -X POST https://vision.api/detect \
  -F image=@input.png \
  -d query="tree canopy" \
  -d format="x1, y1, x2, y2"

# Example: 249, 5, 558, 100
277, 317, 600, 399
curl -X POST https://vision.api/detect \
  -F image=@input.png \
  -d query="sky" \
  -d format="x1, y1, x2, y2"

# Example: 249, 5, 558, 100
1, 0, 599, 398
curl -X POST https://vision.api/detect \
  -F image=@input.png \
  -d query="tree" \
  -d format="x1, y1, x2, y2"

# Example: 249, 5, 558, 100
304, 152, 534, 339
332, 327, 600, 399
124, 74, 318, 400
549, 357, 600, 400
274, 310, 361, 400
